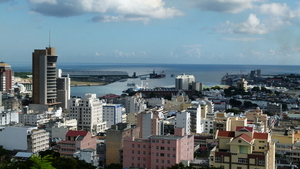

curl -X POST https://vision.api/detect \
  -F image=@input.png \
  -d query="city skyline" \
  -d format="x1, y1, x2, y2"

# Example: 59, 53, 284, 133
1, 0, 300, 65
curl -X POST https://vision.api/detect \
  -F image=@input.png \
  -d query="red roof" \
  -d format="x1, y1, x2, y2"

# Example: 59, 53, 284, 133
66, 130, 88, 137
253, 132, 268, 139
217, 131, 235, 137
233, 133, 252, 143
236, 126, 253, 132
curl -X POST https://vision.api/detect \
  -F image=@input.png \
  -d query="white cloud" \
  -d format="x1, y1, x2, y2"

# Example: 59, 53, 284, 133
191, 0, 261, 13
182, 44, 202, 58
216, 14, 269, 34
223, 37, 264, 42
29, 0, 183, 23
258, 3, 290, 17
114, 50, 145, 57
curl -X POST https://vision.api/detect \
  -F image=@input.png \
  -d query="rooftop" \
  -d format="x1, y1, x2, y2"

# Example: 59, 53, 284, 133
66, 130, 88, 137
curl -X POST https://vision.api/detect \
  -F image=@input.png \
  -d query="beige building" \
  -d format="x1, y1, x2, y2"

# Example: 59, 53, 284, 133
245, 108, 269, 132
210, 126, 275, 169
236, 78, 248, 91
164, 91, 191, 112
105, 123, 140, 165
32, 47, 59, 110
214, 112, 247, 133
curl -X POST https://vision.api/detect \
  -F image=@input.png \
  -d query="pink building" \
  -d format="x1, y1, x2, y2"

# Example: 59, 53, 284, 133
59, 130, 97, 157
123, 128, 194, 169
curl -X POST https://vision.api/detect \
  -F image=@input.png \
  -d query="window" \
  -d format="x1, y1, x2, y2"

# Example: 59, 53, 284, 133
132, 150, 134, 154
167, 153, 170, 157
160, 153, 164, 157
138, 144, 140, 148
167, 140, 170, 144
167, 147, 170, 151
215, 156, 221, 162
259, 147, 265, 149
160, 147, 164, 150
259, 141, 265, 143
238, 158, 248, 164
156, 159, 159, 163
259, 159, 265, 165
132, 144, 134, 148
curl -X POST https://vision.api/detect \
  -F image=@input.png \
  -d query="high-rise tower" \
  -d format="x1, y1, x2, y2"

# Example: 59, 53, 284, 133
0, 62, 13, 93
32, 47, 58, 106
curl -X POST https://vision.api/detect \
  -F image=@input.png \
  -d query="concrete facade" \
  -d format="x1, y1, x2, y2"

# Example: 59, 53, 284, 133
210, 126, 275, 169
123, 128, 194, 169
103, 104, 123, 129
0, 126, 49, 153
32, 47, 59, 107
59, 130, 96, 157
0, 62, 13, 93
68, 93, 106, 135
105, 123, 140, 165
175, 74, 195, 90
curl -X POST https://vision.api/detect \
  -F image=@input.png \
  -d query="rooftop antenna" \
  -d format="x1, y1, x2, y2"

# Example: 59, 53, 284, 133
49, 30, 51, 47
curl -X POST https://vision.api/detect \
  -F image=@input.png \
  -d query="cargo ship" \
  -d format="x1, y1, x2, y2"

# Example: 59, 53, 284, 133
149, 70, 166, 79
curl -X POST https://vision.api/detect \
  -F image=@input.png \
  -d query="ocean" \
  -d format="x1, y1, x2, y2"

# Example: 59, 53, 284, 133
11, 62, 300, 98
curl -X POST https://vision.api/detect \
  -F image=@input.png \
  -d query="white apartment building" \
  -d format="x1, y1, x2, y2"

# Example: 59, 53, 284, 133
0, 126, 49, 153
148, 98, 165, 107
175, 74, 195, 90
68, 93, 106, 135
103, 104, 123, 129
56, 70, 70, 109
73, 148, 99, 167
186, 103, 203, 134
124, 93, 146, 114
0, 110, 19, 125
175, 110, 191, 135
137, 108, 165, 139
201, 118, 214, 134
19, 112, 48, 126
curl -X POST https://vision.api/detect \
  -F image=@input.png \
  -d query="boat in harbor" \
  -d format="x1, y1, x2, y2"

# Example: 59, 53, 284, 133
149, 70, 166, 79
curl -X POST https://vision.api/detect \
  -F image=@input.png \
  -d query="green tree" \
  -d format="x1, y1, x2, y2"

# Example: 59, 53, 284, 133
30, 154, 55, 169
0, 145, 7, 162
211, 86, 221, 90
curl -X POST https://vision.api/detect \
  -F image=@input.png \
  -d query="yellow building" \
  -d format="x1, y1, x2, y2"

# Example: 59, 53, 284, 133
245, 108, 269, 132
210, 126, 275, 169
214, 112, 247, 133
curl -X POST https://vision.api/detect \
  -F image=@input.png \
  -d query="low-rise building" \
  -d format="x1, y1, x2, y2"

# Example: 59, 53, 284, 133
209, 126, 275, 169
123, 128, 194, 169
59, 130, 96, 157
0, 126, 49, 153
73, 148, 99, 167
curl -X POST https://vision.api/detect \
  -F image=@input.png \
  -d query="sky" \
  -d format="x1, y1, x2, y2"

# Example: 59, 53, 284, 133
1, 0, 300, 65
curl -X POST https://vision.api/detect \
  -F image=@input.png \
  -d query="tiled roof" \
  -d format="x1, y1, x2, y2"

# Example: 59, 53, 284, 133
253, 132, 268, 139
217, 131, 235, 137
236, 126, 253, 132
66, 130, 88, 137
233, 133, 252, 143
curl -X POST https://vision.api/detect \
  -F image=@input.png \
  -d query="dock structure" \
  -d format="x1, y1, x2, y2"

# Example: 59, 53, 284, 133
62, 71, 129, 79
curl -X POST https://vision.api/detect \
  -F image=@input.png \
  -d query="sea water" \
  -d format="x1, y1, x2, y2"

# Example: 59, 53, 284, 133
11, 62, 300, 98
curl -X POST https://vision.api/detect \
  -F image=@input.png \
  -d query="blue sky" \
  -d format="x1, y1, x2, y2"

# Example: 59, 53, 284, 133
1, 0, 300, 65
